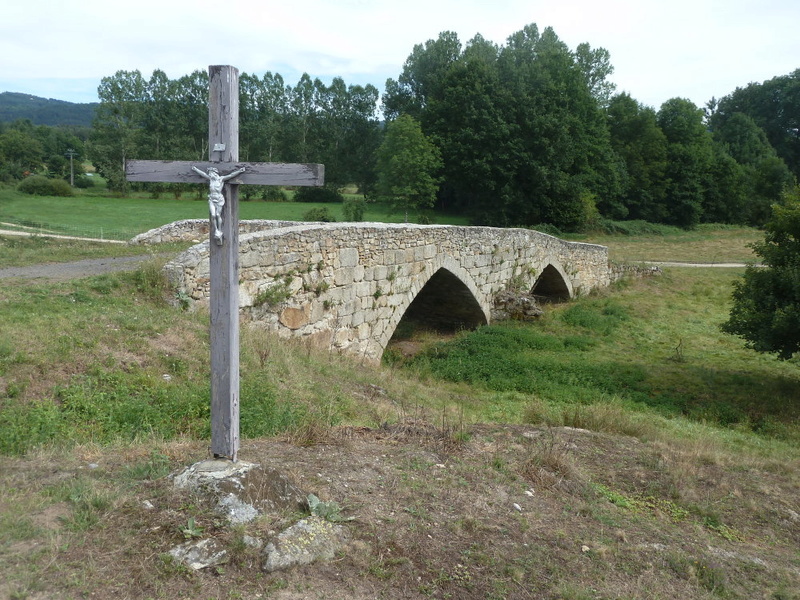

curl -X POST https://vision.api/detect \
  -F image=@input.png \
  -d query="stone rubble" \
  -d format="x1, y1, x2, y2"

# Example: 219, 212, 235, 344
168, 459, 349, 574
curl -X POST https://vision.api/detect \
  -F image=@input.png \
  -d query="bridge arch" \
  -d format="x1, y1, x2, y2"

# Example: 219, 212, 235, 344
160, 221, 611, 363
380, 255, 489, 352
531, 261, 573, 301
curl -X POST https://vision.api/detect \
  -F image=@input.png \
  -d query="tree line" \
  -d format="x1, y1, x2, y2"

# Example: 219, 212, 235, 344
382, 25, 797, 230
87, 69, 382, 196
2, 23, 798, 232
0, 118, 89, 183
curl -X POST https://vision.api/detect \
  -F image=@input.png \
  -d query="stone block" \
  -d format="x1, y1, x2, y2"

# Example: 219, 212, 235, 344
339, 247, 360, 267
334, 267, 355, 286
280, 304, 310, 330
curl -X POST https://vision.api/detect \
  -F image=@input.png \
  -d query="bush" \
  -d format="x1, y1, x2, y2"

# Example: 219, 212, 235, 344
294, 185, 344, 203
593, 219, 680, 236
532, 223, 563, 237
243, 186, 288, 201
302, 207, 336, 222
17, 175, 74, 197
342, 197, 366, 221
74, 175, 95, 189
261, 186, 288, 202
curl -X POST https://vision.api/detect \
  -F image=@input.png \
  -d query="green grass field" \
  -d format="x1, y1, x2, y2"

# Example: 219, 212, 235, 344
0, 182, 470, 240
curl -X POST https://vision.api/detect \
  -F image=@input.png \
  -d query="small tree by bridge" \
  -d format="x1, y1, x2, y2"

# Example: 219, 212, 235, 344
723, 187, 800, 359
375, 114, 442, 223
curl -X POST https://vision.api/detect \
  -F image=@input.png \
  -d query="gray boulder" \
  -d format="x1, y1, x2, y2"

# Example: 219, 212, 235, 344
262, 516, 349, 573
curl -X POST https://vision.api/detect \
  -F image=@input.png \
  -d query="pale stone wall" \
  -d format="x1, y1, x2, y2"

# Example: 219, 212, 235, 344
165, 222, 610, 363
129, 219, 302, 245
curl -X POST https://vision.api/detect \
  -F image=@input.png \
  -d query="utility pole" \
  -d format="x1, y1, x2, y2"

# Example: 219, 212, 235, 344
65, 148, 77, 187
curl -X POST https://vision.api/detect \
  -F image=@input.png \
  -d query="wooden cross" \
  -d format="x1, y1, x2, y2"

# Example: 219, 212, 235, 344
126, 65, 324, 462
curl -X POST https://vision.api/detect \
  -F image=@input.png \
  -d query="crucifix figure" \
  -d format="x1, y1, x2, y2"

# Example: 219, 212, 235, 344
191, 165, 246, 244
126, 65, 324, 462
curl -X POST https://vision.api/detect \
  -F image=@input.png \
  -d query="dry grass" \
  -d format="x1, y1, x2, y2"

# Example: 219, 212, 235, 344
583, 226, 761, 263
1, 424, 797, 599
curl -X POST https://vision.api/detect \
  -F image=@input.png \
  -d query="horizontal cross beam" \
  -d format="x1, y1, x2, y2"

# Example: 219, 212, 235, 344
126, 160, 325, 186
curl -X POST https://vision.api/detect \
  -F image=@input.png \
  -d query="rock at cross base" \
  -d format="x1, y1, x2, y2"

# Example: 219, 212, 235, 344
173, 459, 308, 524
262, 515, 349, 573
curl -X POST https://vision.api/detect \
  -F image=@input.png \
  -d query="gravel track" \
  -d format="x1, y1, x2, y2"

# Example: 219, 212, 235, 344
0, 255, 157, 281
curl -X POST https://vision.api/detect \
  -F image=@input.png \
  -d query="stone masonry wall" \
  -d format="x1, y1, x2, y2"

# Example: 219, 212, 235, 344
165, 222, 610, 362
129, 219, 302, 245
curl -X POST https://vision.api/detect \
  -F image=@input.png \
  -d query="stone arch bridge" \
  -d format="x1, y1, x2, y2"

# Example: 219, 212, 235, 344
148, 221, 611, 363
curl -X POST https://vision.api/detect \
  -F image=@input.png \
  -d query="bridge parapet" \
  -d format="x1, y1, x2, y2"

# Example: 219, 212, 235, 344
164, 222, 609, 362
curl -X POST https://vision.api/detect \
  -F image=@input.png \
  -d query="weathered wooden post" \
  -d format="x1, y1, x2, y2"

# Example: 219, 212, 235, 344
207, 65, 241, 460
126, 65, 324, 461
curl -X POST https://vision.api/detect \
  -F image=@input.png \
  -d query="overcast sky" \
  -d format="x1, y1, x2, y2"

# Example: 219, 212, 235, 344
1, 0, 797, 111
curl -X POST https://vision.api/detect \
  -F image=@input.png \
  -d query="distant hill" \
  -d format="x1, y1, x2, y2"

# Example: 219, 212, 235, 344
0, 92, 97, 127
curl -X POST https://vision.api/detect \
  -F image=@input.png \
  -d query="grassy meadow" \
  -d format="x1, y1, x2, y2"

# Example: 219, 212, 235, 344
0, 180, 470, 242
0, 191, 798, 599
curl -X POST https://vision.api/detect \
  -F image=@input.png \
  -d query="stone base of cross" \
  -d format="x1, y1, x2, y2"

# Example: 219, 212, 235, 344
126, 65, 324, 462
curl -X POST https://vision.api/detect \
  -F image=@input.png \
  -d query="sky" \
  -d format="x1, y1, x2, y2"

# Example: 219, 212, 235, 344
0, 0, 798, 111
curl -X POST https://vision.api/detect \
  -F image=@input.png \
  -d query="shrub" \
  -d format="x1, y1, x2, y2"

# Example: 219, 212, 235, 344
294, 185, 344, 203
74, 175, 95, 189
342, 197, 366, 221
261, 186, 288, 202
593, 219, 680, 236
532, 223, 563, 237
302, 207, 336, 222
17, 175, 74, 197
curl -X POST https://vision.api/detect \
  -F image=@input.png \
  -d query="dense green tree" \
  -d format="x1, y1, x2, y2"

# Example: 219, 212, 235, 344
285, 73, 317, 163
375, 114, 443, 222
606, 93, 669, 221
240, 71, 287, 163
338, 82, 382, 193
382, 24, 622, 230
722, 188, 800, 359
657, 98, 714, 227
0, 119, 84, 181
575, 43, 616, 108
710, 70, 800, 179
382, 31, 462, 121
426, 36, 519, 220
311, 77, 381, 188
497, 25, 621, 229
172, 70, 209, 160
0, 128, 44, 177
88, 70, 148, 192
702, 143, 748, 224
714, 112, 778, 165
88, 67, 380, 195
710, 112, 794, 225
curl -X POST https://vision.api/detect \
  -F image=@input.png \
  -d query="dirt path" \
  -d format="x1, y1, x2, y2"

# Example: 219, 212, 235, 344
0, 255, 156, 281
0, 227, 125, 244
